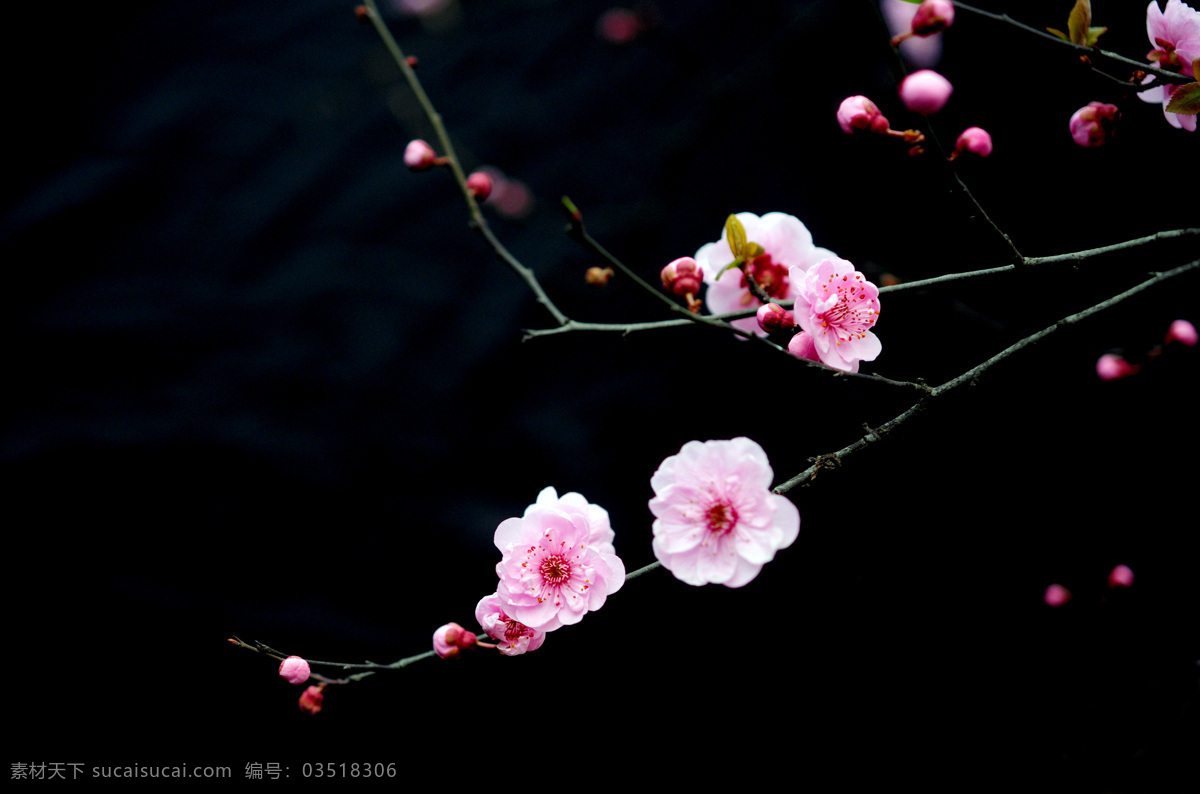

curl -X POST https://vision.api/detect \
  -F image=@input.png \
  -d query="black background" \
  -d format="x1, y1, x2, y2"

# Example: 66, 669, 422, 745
5, 0, 1197, 788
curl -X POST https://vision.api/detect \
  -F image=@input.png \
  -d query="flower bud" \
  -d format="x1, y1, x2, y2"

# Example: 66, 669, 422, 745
404, 139, 438, 171
1069, 102, 1120, 147
1096, 353, 1139, 381
1043, 584, 1072, 607
355, 5, 370, 23
953, 127, 993, 159
299, 685, 325, 715
911, 0, 955, 36
278, 656, 310, 685
433, 622, 477, 659
585, 266, 615, 286
466, 171, 493, 201
836, 95, 890, 135
660, 257, 704, 297
1166, 319, 1198, 346
1107, 564, 1134, 589
899, 70, 953, 115
756, 302, 795, 334
787, 331, 820, 363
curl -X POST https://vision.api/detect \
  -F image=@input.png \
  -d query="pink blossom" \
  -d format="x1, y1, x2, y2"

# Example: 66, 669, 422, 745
1166, 318, 1198, 345
788, 258, 882, 373
650, 438, 799, 587
475, 593, 546, 656
836, 95, 889, 135
1138, 0, 1200, 131
404, 139, 438, 171
899, 69, 953, 115
493, 487, 624, 631
1069, 103, 1120, 146
1096, 353, 1139, 380
433, 622, 477, 659
298, 685, 325, 715
1043, 584, 1072, 607
954, 127, 993, 158
1108, 564, 1135, 588
278, 656, 310, 685
696, 212, 836, 336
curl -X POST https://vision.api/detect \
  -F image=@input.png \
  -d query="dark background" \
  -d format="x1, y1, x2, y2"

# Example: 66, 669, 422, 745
5, 0, 1197, 788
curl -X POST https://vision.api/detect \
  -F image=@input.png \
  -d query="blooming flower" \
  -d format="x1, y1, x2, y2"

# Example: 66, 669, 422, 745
278, 656, 310, 685
475, 593, 547, 656
1069, 102, 1120, 146
493, 487, 625, 631
696, 212, 836, 336
789, 258, 882, 373
1138, 0, 1200, 131
650, 438, 799, 588
899, 69, 953, 114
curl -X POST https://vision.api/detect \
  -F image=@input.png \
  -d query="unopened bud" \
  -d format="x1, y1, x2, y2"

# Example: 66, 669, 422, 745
1107, 564, 1134, 588
1166, 319, 1198, 346
756, 302, 795, 334
952, 126, 993, 159
299, 684, 325, 715
404, 139, 438, 171
911, 0, 955, 36
836, 95, 890, 135
355, 5, 369, 23
433, 622, 477, 659
278, 656, 311, 685
1043, 584, 1072, 607
787, 331, 820, 362
660, 257, 704, 297
466, 171, 493, 201
406, 56, 419, 68
899, 70, 953, 115
1096, 353, 1139, 381
586, 266, 615, 286
1069, 102, 1120, 147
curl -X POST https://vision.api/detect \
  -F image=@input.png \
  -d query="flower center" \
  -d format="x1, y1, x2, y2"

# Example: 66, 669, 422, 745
705, 500, 738, 535
742, 253, 789, 300
817, 272, 878, 340
540, 554, 571, 585
504, 619, 527, 642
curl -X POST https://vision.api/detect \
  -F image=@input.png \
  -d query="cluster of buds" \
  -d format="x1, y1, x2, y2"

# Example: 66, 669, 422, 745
660, 256, 704, 312
1045, 564, 1136, 608
1069, 102, 1120, 147
891, 0, 955, 46
1096, 319, 1196, 381
433, 622, 479, 659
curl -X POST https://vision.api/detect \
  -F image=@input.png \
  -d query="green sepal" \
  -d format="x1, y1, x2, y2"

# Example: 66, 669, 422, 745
1165, 82, 1200, 115
715, 259, 743, 281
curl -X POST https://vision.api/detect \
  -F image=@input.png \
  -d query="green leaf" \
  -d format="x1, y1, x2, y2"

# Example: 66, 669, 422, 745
725, 214, 748, 258
1085, 26, 1107, 47
744, 242, 764, 259
896, 0, 922, 3
1068, 0, 1092, 46
1045, 27, 1069, 41
1165, 82, 1200, 115
715, 259, 743, 281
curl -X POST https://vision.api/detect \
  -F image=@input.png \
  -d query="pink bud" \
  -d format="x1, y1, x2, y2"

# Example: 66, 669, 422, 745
954, 127, 993, 158
1043, 584, 1072, 607
1107, 564, 1134, 589
1096, 353, 1139, 381
404, 139, 438, 171
596, 8, 644, 45
298, 685, 325, 715
1069, 102, 1120, 147
660, 257, 704, 297
911, 0, 955, 36
433, 622, 477, 659
756, 302, 795, 334
278, 656, 311, 685
836, 95, 890, 135
787, 331, 820, 363
466, 171, 493, 201
1166, 319, 1198, 346
586, 266, 615, 286
899, 70, 953, 115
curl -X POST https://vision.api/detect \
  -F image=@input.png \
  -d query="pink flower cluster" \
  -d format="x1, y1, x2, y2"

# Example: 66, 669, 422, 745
650, 438, 799, 587
1139, 0, 1200, 131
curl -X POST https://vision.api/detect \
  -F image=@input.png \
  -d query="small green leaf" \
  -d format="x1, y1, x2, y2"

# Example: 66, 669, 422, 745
1068, 0, 1092, 46
725, 214, 748, 258
1165, 82, 1200, 115
1045, 27, 1069, 41
744, 242, 765, 259
1085, 26, 1107, 47
715, 259, 743, 281
896, 0, 922, 4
